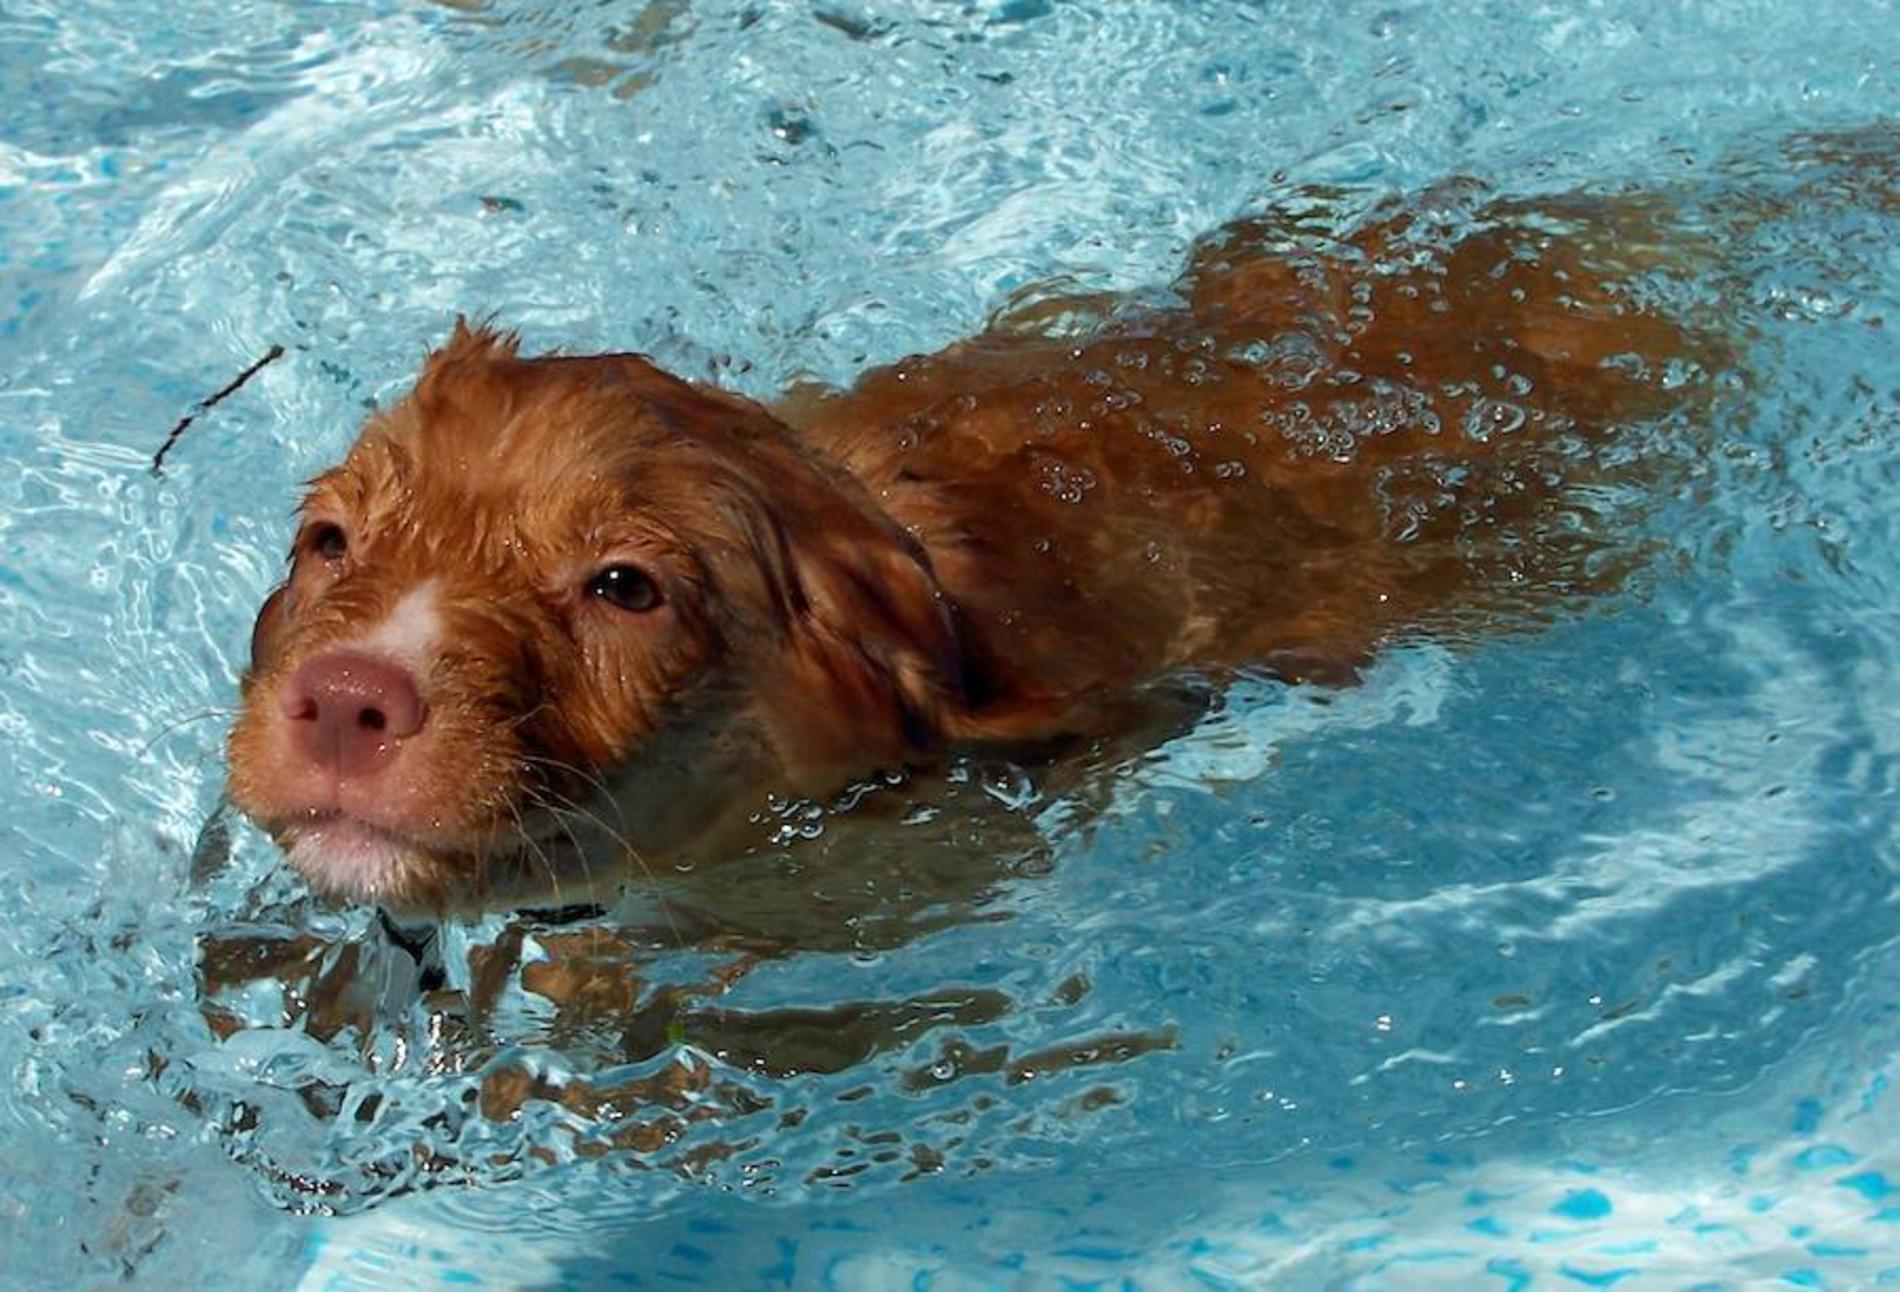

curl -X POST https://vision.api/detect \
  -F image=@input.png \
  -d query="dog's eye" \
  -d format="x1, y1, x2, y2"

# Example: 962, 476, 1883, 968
587, 564, 663, 613
305, 523, 348, 562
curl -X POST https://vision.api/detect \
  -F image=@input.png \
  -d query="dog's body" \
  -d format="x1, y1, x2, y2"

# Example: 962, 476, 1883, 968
790, 192, 1701, 709
226, 187, 1716, 914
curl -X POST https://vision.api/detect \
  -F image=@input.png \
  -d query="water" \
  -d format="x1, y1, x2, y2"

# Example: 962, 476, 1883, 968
2, 1, 1898, 1287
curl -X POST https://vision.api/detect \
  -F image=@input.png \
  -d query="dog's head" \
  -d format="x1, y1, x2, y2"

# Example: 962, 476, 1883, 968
227, 323, 964, 913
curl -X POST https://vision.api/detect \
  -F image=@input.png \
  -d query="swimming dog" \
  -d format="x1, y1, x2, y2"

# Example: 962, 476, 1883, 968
226, 187, 1717, 914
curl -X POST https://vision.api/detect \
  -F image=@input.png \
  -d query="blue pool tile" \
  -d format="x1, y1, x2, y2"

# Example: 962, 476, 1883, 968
1862, 1073, 1890, 1114
1791, 1145, 1859, 1170
1485, 1258, 1533, 1292
1558, 1262, 1640, 1286
1836, 1171, 1893, 1200
1551, 1189, 1614, 1222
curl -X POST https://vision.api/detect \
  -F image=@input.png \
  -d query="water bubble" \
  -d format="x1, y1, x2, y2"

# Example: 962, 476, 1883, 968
1233, 331, 1326, 390
1033, 395, 1074, 431
763, 106, 817, 145
1461, 398, 1526, 441
980, 764, 1037, 809
1660, 357, 1701, 389
1034, 454, 1097, 504
1269, 381, 1440, 460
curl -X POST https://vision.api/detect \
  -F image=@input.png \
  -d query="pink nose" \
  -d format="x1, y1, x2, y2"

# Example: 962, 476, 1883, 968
281, 651, 426, 779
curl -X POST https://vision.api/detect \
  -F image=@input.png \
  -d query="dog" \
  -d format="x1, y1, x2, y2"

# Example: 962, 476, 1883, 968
225, 185, 1720, 916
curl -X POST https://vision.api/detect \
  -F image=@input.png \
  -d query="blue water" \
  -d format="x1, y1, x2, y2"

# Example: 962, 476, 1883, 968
2, 1, 1898, 1287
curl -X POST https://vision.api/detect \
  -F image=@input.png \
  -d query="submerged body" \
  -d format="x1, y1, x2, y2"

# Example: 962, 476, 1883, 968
793, 191, 1707, 709
225, 187, 1718, 913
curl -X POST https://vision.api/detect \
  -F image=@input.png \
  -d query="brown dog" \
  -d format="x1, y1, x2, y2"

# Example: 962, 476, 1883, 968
226, 186, 1718, 915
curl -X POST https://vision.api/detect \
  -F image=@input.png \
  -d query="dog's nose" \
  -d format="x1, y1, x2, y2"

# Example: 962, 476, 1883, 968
281, 651, 426, 778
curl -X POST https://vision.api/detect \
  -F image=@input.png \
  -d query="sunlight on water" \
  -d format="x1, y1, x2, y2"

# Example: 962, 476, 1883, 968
1, 1, 1897, 1287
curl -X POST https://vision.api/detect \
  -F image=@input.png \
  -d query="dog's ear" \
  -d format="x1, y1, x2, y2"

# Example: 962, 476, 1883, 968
630, 376, 970, 785
753, 507, 968, 786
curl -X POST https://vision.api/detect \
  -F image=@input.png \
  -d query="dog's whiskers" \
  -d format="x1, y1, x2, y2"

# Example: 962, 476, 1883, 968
503, 795, 565, 908
522, 786, 686, 951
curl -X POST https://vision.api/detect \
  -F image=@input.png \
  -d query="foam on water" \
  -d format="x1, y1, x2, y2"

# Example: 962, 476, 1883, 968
1, 1, 1897, 1287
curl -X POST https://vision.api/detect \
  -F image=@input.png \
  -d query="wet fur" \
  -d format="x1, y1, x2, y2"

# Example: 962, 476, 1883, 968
227, 185, 1721, 914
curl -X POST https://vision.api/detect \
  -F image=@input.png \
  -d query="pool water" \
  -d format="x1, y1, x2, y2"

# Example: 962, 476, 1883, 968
3, 1, 1898, 1287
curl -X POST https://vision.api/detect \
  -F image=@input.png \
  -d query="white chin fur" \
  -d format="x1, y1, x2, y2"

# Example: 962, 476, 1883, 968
287, 819, 424, 904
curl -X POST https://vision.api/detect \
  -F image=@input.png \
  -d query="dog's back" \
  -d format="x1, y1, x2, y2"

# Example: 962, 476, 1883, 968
785, 189, 1721, 733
